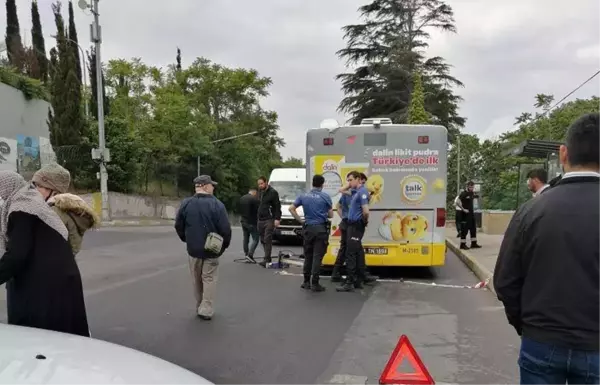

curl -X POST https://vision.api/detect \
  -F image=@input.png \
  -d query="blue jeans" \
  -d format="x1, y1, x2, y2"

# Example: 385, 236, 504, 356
519, 337, 599, 384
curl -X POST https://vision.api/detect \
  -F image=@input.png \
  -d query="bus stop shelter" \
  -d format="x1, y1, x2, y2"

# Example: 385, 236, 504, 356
507, 139, 562, 208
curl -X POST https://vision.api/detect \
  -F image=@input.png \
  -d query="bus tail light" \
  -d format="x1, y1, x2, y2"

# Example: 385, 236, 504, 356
323, 138, 334, 146
436, 208, 446, 227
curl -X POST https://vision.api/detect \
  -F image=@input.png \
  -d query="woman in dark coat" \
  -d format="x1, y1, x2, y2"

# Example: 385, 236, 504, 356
0, 171, 89, 337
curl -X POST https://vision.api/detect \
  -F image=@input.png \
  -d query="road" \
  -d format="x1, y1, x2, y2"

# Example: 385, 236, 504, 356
0, 226, 520, 384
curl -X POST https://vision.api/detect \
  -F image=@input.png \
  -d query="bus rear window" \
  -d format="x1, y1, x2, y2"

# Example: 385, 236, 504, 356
364, 133, 386, 146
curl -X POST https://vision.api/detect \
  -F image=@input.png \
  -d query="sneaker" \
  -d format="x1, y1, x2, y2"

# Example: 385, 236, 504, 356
300, 282, 311, 290
245, 254, 257, 263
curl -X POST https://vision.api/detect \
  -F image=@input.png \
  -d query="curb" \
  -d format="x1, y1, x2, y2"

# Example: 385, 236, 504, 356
446, 238, 496, 295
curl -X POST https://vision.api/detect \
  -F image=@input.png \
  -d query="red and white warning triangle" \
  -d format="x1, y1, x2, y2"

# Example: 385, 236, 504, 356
379, 335, 435, 384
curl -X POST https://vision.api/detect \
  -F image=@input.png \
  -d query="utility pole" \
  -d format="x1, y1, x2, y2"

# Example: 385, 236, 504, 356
196, 130, 261, 176
456, 134, 461, 195
86, 0, 110, 221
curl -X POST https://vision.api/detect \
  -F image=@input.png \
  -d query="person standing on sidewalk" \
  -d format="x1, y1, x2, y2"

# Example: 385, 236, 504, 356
331, 188, 351, 282
175, 175, 232, 320
457, 181, 481, 250
453, 195, 462, 238
526, 168, 550, 197
239, 188, 260, 263
289, 174, 333, 292
494, 113, 599, 384
256, 176, 281, 268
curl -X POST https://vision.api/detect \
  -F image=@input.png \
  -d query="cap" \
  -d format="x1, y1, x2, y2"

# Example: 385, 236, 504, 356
32, 163, 71, 193
193, 175, 218, 186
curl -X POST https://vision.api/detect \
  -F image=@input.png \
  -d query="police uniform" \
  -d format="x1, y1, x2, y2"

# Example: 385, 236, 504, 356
293, 188, 333, 291
331, 192, 353, 281
337, 185, 369, 291
459, 189, 481, 249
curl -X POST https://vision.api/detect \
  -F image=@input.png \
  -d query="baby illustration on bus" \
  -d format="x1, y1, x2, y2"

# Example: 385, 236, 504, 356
379, 211, 429, 242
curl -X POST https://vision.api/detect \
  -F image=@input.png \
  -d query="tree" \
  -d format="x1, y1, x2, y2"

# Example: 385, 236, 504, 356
30, 0, 48, 82
67, 0, 82, 83
5, 0, 23, 69
407, 72, 429, 124
281, 157, 305, 168
176, 47, 182, 71
336, 0, 465, 136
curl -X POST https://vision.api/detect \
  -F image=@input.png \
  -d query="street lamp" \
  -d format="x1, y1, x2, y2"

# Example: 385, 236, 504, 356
197, 130, 262, 175
50, 34, 89, 118
79, 0, 110, 221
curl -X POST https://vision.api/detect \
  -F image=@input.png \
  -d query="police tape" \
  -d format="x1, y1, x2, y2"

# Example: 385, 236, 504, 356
275, 270, 490, 290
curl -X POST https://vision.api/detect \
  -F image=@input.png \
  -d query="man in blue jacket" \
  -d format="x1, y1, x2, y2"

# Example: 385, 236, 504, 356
175, 175, 232, 320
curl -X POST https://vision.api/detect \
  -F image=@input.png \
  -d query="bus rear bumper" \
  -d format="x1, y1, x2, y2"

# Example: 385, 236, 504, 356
321, 243, 447, 267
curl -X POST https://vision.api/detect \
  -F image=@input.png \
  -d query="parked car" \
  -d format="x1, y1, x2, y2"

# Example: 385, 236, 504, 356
0, 323, 212, 384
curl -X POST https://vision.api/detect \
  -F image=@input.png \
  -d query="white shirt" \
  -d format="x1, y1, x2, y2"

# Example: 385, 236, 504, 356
562, 171, 600, 179
534, 184, 550, 197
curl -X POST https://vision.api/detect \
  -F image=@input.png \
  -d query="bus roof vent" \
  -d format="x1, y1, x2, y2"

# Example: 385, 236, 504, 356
318, 118, 340, 130
360, 118, 393, 126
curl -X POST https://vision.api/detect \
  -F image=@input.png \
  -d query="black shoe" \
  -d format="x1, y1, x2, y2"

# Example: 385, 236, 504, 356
301, 282, 311, 290
354, 281, 364, 289
331, 274, 343, 283
470, 242, 482, 249
460, 244, 470, 250
258, 261, 268, 268
336, 282, 355, 292
198, 314, 212, 321
311, 283, 326, 292
456, 233, 461, 238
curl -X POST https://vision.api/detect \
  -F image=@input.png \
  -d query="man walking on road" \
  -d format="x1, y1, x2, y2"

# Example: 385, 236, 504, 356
526, 168, 550, 197
256, 176, 281, 268
494, 113, 599, 384
239, 188, 260, 263
457, 181, 481, 250
175, 175, 232, 320
289, 174, 333, 292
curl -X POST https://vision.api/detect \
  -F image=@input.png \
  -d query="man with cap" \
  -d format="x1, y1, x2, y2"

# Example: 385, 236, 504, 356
32, 163, 99, 256
289, 174, 333, 292
175, 175, 232, 320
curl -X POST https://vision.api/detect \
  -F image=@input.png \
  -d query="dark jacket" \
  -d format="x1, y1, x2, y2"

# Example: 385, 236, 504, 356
0, 211, 89, 337
257, 186, 281, 221
239, 193, 259, 225
175, 193, 232, 259
494, 175, 599, 350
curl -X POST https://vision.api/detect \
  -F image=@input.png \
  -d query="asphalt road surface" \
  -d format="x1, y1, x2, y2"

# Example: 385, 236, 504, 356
0, 226, 520, 384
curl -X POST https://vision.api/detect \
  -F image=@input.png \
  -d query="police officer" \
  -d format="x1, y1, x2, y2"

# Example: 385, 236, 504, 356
457, 181, 481, 250
289, 174, 333, 292
336, 171, 370, 292
331, 187, 351, 282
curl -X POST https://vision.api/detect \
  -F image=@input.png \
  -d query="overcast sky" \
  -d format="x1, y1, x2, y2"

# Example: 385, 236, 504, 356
4, 0, 599, 160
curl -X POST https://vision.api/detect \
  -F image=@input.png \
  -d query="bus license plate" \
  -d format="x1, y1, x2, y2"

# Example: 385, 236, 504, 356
364, 247, 388, 255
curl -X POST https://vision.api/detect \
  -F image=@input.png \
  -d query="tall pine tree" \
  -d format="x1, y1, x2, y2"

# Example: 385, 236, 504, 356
5, 0, 23, 70
407, 72, 430, 124
31, 0, 48, 82
337, 0, 465, 136
67, 0, 82, 83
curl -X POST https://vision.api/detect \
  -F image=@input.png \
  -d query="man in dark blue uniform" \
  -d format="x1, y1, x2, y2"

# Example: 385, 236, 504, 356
331, 188, 351, 282
289, 174, 333, 292
337, 171, 370, 292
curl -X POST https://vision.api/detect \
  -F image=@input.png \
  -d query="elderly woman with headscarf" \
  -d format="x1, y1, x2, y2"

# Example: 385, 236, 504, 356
31, 163, 99, 255
0, 170, 89, 337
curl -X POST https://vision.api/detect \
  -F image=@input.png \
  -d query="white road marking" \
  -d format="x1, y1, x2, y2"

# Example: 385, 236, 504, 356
328, 374, 368, 384
84, 264, 187, 296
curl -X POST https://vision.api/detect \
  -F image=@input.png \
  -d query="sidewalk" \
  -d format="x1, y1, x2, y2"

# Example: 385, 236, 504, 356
445, 226, 504, 295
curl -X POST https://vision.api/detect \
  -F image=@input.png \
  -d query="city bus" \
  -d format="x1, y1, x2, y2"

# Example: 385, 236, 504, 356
306, 118, 448, 267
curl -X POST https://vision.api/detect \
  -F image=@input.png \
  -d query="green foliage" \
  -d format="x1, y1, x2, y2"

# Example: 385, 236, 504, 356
5, 0, 23, 68
336, 0, 464, 136
0, 65, 49, 100
31, 0, 48, 82
407, 72, 429, 124
280, 157, 305, 168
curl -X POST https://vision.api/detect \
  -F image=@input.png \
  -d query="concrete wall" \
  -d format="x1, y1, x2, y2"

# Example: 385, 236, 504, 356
0, 82, 55, 178
80, 192, 241, 224
481, 210, 515, 235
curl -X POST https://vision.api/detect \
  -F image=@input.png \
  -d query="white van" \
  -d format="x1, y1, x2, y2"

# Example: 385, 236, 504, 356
268, 168, 306, 242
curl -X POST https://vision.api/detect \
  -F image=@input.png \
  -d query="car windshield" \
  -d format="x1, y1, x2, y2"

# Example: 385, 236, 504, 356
269, 181, 306, 203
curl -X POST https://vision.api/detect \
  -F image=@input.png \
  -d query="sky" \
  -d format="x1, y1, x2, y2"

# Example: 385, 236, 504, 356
3, 0, 599, 160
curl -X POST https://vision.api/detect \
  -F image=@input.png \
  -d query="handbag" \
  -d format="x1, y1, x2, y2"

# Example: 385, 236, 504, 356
204, 232, 224, 254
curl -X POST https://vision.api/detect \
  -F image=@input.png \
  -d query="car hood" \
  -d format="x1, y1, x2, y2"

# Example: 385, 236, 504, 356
0, 324, 212, 384
281, 204, 303, 218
